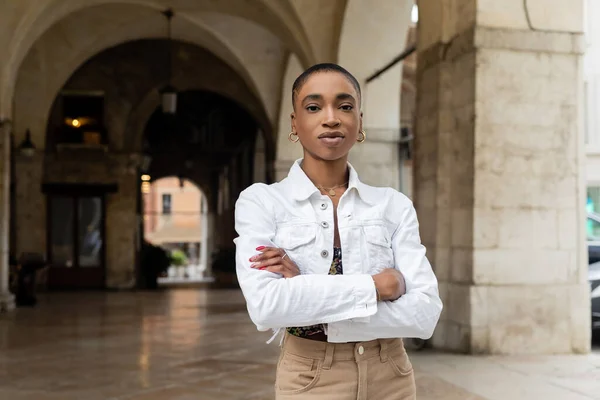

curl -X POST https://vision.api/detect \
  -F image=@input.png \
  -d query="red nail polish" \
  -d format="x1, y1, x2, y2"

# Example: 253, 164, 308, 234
259, 266, 267, 270
256, 246, 265, 251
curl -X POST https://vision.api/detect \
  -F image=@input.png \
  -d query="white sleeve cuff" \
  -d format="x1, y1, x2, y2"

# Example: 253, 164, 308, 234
349, 274, 378, 322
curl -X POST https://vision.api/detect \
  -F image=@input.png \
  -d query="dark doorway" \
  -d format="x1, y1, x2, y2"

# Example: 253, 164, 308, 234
47, 195, 106, 289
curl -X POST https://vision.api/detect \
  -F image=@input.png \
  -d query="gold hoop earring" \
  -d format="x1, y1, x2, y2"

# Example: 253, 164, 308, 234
357, 129, 366, 143
289, 131, 300, 143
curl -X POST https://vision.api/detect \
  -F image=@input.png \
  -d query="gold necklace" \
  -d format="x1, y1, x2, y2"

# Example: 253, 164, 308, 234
316, 182, 348, 197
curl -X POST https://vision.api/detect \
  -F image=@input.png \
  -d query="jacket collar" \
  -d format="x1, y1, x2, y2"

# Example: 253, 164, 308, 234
285, 159, 378, 205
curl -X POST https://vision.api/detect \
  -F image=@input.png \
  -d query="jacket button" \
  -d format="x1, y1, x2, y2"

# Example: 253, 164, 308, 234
358, 346, 365, 355
321, 221, 329, 228
320, 203, 328, 210
320, 250, 329, 258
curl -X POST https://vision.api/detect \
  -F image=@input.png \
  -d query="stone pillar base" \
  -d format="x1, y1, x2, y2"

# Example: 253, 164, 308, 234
0, 292, 15, 313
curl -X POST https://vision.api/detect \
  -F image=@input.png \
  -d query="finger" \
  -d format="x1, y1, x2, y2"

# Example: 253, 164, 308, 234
263, 264, 296, 277
278, 256, 300, 276
249, 248, 284, 262
280, 256, 298, 271
256, 264, 282, 274
251, 256, 286, 269
257, 246, 283, 254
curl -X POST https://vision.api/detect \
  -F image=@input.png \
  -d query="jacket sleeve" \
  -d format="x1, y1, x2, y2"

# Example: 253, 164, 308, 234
233, 185, 379, 331
353, 198, 443, 339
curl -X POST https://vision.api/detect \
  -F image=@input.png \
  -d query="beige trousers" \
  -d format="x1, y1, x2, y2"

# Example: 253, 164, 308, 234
275, 333, 416, 399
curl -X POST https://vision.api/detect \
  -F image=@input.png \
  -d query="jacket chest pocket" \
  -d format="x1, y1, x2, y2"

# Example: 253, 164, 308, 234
362, 224, 394, 272
274, 223, 317, 274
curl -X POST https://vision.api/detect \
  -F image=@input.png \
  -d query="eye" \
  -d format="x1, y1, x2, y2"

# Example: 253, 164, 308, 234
306, 105, 320, 112
340, 104, 353, 111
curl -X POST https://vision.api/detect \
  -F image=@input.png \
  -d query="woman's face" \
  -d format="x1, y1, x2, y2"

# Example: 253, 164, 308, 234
291, 71, 362, 162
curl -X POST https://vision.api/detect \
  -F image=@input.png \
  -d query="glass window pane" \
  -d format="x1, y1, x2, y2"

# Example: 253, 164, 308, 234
162, 193, 172, 215
50, 197, 74, 267
587, 187, 600, 240
589, 216, 600, 241
588, 187, 600, 213
78, 197, 103, 267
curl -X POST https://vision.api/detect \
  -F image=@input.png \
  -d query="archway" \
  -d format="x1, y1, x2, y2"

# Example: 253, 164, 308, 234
13, 36, 271, 290
337, 0, 414, 190
141, 176, 210, 287
1, 0, 318, 118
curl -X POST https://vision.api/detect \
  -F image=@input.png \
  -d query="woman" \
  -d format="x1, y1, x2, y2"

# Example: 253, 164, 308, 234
234, 63, 442, 399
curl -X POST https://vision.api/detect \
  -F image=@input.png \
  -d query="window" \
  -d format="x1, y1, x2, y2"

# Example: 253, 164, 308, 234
57, 92, 107, 146
49, 195, 104, 268
162, 194, 172, 215
589, 186, 600, 241
50, 197, 75, 267
589, 187, 600, 212
589, 215, 600, 241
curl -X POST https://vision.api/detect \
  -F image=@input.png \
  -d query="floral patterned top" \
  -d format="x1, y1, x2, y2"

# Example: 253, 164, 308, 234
286, 247, 343, 338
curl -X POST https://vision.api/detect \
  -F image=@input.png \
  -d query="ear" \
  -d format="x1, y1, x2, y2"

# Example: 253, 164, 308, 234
290, 112, 297, 133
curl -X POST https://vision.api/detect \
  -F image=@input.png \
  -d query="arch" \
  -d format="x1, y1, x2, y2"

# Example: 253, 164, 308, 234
13, 3, 281, 149
143, 176, 208, 217
274, 53, 305, 181
338, 0, 414, 131
127, 85, 271, 153
142, 175, 210, 279
140, 89, 260, 199
146, 174, 211, 207
42, 39, 271, 154
117, 48, 273, 153
336, 0, 414, 190
1, 0, 316, 117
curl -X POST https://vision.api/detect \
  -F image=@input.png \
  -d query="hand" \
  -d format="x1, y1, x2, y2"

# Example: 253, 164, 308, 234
249, 246, 300, 278
372, 268, 406, 301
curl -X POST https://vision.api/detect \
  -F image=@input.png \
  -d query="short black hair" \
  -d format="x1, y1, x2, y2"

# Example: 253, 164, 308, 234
292, 63, 361, 107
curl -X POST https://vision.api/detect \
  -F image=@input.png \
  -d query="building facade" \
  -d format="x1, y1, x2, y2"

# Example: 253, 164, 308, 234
143, 176, 208, 278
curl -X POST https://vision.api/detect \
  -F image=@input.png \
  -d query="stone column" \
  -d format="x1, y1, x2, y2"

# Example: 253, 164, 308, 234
0, 120, 15, 312
253, 132, 266, 183
15, 153, 45, 259
199, 197, 208, 277
348, 129, 401, 189
204, 211, 215, 278
105, 156, 138, 289
415, 0, 589, 354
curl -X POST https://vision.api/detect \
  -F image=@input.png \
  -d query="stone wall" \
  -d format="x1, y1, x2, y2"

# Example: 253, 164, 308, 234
14, 153, 46, 258
14, 149, 140, 289
348, 128, 401, 189
415, 0, 589, 354
0, 121, 15, 311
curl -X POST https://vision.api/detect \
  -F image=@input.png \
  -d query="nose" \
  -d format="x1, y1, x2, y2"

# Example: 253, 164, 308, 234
322, 106, 341, 128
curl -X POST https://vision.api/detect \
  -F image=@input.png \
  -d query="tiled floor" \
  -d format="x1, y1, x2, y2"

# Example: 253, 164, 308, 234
0, 289, 598, 399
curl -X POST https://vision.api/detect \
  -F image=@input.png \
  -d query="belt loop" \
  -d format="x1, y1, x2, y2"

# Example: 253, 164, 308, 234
379, 340, 388, 363
322, 343, 334, 370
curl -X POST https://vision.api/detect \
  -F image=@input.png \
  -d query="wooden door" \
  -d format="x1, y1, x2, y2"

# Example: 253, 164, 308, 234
47, 195, 106, 289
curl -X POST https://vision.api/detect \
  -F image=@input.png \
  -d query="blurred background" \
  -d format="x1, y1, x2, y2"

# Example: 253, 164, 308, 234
0, 0, 599, 399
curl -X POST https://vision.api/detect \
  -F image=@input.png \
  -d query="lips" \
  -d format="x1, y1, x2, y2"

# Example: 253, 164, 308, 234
318, 131, 344, 139
318, 132, 345, 147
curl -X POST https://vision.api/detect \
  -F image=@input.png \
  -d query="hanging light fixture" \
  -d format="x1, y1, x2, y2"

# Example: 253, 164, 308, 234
160, 8, 177, 114
19, 129, 36, 157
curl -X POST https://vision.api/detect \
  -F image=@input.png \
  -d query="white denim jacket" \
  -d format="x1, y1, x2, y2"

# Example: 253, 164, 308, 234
234, 159, 442, 344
